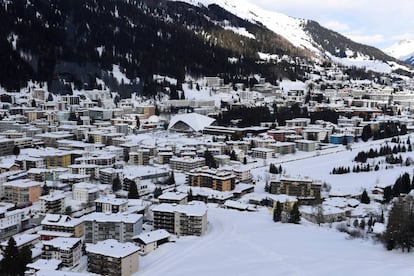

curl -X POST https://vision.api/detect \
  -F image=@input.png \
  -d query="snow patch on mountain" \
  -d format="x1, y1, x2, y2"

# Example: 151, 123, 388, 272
170, 0, 321, 54
385, 39, 414, 60
170, 0, 400, 74
111, 65, 131, 85
223, 25, 255, 39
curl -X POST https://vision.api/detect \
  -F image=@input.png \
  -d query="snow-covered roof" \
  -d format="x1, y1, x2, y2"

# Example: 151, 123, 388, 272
41, 214, 83, 227
3, 179, 41, 188
132, 229, 170, 245
224, 200, 249, 210
158, 192, 188, 201
83, 212, 142, 224
39, 191, 66, 202
43, 237, 81, 250
95, 196, 128, 206
152, 201, 207, 216
168, 113, 215, 132
36, 270, 98, 276
27, 259, 62, 271
86, 239, 139, 258
0, 234, 39, 248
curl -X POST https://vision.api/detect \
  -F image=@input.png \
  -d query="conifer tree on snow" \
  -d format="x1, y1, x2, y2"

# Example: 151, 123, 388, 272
273, 201, 282, 222
128, 182, 139, 199
383, 196, 414, 252
361, 190, 370, 204
289, 202, 301, 224
0, 237, 19, 275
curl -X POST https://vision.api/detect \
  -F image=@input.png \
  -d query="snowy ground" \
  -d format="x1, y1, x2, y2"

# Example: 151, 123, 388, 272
138, 207, 414, 276
250, 135, 414, 196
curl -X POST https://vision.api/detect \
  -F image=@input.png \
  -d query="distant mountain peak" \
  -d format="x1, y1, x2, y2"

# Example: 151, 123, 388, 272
385, 39, 414, 60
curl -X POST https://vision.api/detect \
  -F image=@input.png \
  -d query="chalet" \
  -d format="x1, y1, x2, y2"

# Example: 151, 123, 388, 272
132, 229, 171, 255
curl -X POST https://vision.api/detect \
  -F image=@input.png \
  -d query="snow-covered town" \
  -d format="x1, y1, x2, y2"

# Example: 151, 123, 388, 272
1, 65, 414, 275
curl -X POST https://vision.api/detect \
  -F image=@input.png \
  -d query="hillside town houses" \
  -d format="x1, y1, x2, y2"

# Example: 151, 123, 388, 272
0, 69, 414, 274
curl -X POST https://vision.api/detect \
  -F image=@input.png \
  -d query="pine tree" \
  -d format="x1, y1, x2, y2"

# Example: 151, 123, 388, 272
289, 202, 301, 224
153, 187, 163, 199
128, 182, 139, 199
1, 237, 19, 275
264, 181, 270, 193
112, 176, 121, 192
273, 201, 282, 222
17, 246, 32, 275
135, 116, 141, 129
353, 219, 359, 228
383, 186, 393, 203
230, 150, 237, 161
361, 190, 370, 204
13, 145, 20, 156
359, 219, 366, 230
46, 93, 54, 102
41, 184, 50, 196
167, 171, 176, 185
204, 150, 217, 168
361, 125, 372, 142
188, 189, 193, 201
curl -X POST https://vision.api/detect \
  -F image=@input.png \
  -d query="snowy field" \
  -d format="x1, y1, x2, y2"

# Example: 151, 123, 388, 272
249, 136, 414, 196
138, 207, 414, 276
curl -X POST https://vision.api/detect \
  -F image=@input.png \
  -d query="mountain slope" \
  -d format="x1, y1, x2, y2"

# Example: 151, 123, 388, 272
0, 0, 315, 93
0, 0, 407, 94
173, 0, 399, 63
385, 39, 414, 66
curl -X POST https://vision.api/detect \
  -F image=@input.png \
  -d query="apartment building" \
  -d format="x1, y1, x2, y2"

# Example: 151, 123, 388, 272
269, 142, 296, 155
269, 176, 322, 201
296, 139, 317, 152
152, 201, 207, 236
72, 182, 100, 205
170, 156, 205, 172
3, 179, 41, 204
39, 191, 66, 215
83, 212, 143, 244
98, 167, 123, 185
86, 239, 140, 276
158, 192, 188, 205
95, 197, 128, 213
0, 233, 40, 251
35, 132, 74, 147
187, 167, 236, 192
129, 149, 150, 166
42, 237, 82, 268
75, 152, 116, 166
251, 148, 274, 159
0, 208, 26, 239
40, 214, 84, 240
15, 156, 45, 171
0, 137, 16, 156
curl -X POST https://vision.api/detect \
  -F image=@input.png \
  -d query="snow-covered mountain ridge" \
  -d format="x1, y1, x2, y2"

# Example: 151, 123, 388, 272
171, 0, 409, 73
385, 39, 414, 66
